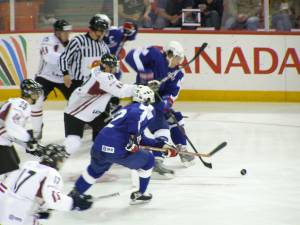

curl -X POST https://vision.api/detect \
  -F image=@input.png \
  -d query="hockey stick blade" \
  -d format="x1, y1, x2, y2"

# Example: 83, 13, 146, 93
181, 42, 208, 68
206, 141, 227, 157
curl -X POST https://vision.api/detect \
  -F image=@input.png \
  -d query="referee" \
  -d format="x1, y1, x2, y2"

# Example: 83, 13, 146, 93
59, 15, 110, 89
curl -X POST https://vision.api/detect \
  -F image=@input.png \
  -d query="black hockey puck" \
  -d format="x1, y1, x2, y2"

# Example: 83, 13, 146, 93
240, 169, 247, 175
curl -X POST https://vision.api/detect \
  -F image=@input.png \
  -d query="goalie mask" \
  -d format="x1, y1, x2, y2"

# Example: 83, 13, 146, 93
164, 41, 185, 68
133, 85, 155, 105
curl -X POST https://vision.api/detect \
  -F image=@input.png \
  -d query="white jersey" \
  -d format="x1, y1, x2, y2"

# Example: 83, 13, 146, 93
36, 34, 66, 83
0, 161, 72, 225
0, 98, 31, 146
65, 67, 136, 122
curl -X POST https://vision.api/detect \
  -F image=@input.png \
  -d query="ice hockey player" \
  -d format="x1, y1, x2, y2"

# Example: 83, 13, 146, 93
125, 41, 195, 179
0, 79, 43, 176
31, 19, 72, 141
0, 144, 93, 225
71, 85, 178, 204
95, 14, 138, 113
63, 53, 137, 155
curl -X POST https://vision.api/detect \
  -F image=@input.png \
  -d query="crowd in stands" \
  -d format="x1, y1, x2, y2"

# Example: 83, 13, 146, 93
0, 0, 299, 32
118, 0, 299, 31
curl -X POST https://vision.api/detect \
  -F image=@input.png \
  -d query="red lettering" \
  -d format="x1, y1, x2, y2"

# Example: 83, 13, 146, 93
225, 47, 251, 74
254, 48, 278, 74
119, 48, 129, 73
278, 48, 300, 74
195, 47, 221, 74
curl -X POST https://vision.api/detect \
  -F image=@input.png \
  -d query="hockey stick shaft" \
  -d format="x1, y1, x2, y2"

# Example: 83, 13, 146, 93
94, 188, 136, 201
154, 92, 212, 168
159, 42, 208, 84
141, 142, 227, 157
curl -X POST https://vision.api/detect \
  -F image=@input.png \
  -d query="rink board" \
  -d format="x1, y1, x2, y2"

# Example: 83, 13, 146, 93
0, 31, 299, 101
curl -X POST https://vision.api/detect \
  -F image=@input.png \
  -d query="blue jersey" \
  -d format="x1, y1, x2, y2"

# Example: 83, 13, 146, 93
93, 102, 161, 158
104, 26, 137, 80
103, 26, 137, 56
125, 46, 183, 101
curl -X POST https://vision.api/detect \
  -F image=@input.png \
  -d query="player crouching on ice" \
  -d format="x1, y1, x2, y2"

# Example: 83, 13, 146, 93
0, 79, 43, 177
71, 86, 178, 204
0, 144, 93, 225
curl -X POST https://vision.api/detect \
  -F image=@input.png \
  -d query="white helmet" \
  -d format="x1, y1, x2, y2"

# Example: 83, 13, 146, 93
164, 41, 184, 58
133, 85, 155, 104
94, 14, 111, 28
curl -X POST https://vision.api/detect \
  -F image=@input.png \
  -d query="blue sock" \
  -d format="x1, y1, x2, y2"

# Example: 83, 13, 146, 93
139, 177, 150, 194
75, 176, 92, 194
170, 126, 187, 145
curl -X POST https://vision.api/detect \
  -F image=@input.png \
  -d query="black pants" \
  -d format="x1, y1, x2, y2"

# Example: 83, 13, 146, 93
64, 113, 109, 141
0, 145, 20, 175
35, 76, 83, 100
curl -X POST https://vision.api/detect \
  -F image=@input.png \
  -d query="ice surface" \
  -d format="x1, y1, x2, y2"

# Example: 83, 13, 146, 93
18, 102, 300, 225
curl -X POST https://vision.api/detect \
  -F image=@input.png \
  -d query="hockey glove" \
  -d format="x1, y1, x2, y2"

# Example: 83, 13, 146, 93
162, 142, 178, 157
148, 80, 161, 92
69, 189, 93, 211
25, 130, 39, 156
125, 135, 139, 153
162, 96, 173, 112
123, 21, 138, 37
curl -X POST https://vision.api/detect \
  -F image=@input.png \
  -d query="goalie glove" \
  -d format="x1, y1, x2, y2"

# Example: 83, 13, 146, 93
148, 80, 161, 92
125, 135, 139, 153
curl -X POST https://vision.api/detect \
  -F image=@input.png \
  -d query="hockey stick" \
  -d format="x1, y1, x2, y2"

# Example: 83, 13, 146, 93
154, 90, 213, 168
159, 42, 208, 84
94, 188, 136, 202
115, 36, 127, 57
141, 142, 227, 157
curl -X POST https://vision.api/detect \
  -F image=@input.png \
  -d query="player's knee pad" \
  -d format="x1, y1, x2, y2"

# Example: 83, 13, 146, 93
64, 135, 82, 155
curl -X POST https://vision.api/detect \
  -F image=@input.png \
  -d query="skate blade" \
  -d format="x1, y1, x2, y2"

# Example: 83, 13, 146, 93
130, 199, 152, 205
151, 172, 175, 180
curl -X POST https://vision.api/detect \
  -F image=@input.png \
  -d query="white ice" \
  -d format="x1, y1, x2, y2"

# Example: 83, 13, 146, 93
19, 102, 300, 225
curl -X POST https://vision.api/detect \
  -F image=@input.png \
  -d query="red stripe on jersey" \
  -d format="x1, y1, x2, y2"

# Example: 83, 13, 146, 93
0, 102, 11, 121
87, 81, 106, 95
0, 183, 7, 189
31, 114, 43, 117
0, 186, 4, 193
52, 191, 57, 202
70, 96, 101, 116
69, 96, 98, 115
0, 129, 6, 136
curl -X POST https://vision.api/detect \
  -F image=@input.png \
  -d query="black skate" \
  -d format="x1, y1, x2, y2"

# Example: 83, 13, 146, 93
130, 191, 152, 205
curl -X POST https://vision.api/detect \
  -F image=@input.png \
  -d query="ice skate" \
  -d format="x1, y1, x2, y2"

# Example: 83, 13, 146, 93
130, 191, 152, 205
177, 145, 195, 168
152, 158, 175, 180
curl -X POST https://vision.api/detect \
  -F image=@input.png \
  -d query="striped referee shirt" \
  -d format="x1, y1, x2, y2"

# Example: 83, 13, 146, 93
59, 32, 110, 81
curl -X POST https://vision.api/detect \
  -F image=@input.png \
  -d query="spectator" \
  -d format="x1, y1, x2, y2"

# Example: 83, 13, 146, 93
154, 0, 194, 29
118, 0, 154, 28
271, 2, 293, 31
224, 0, 260, 30
194, 0, 224, 29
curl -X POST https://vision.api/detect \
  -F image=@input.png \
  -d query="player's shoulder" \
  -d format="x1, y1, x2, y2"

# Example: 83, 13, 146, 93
8, 98, 31, 114
41, 34, 56, 44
